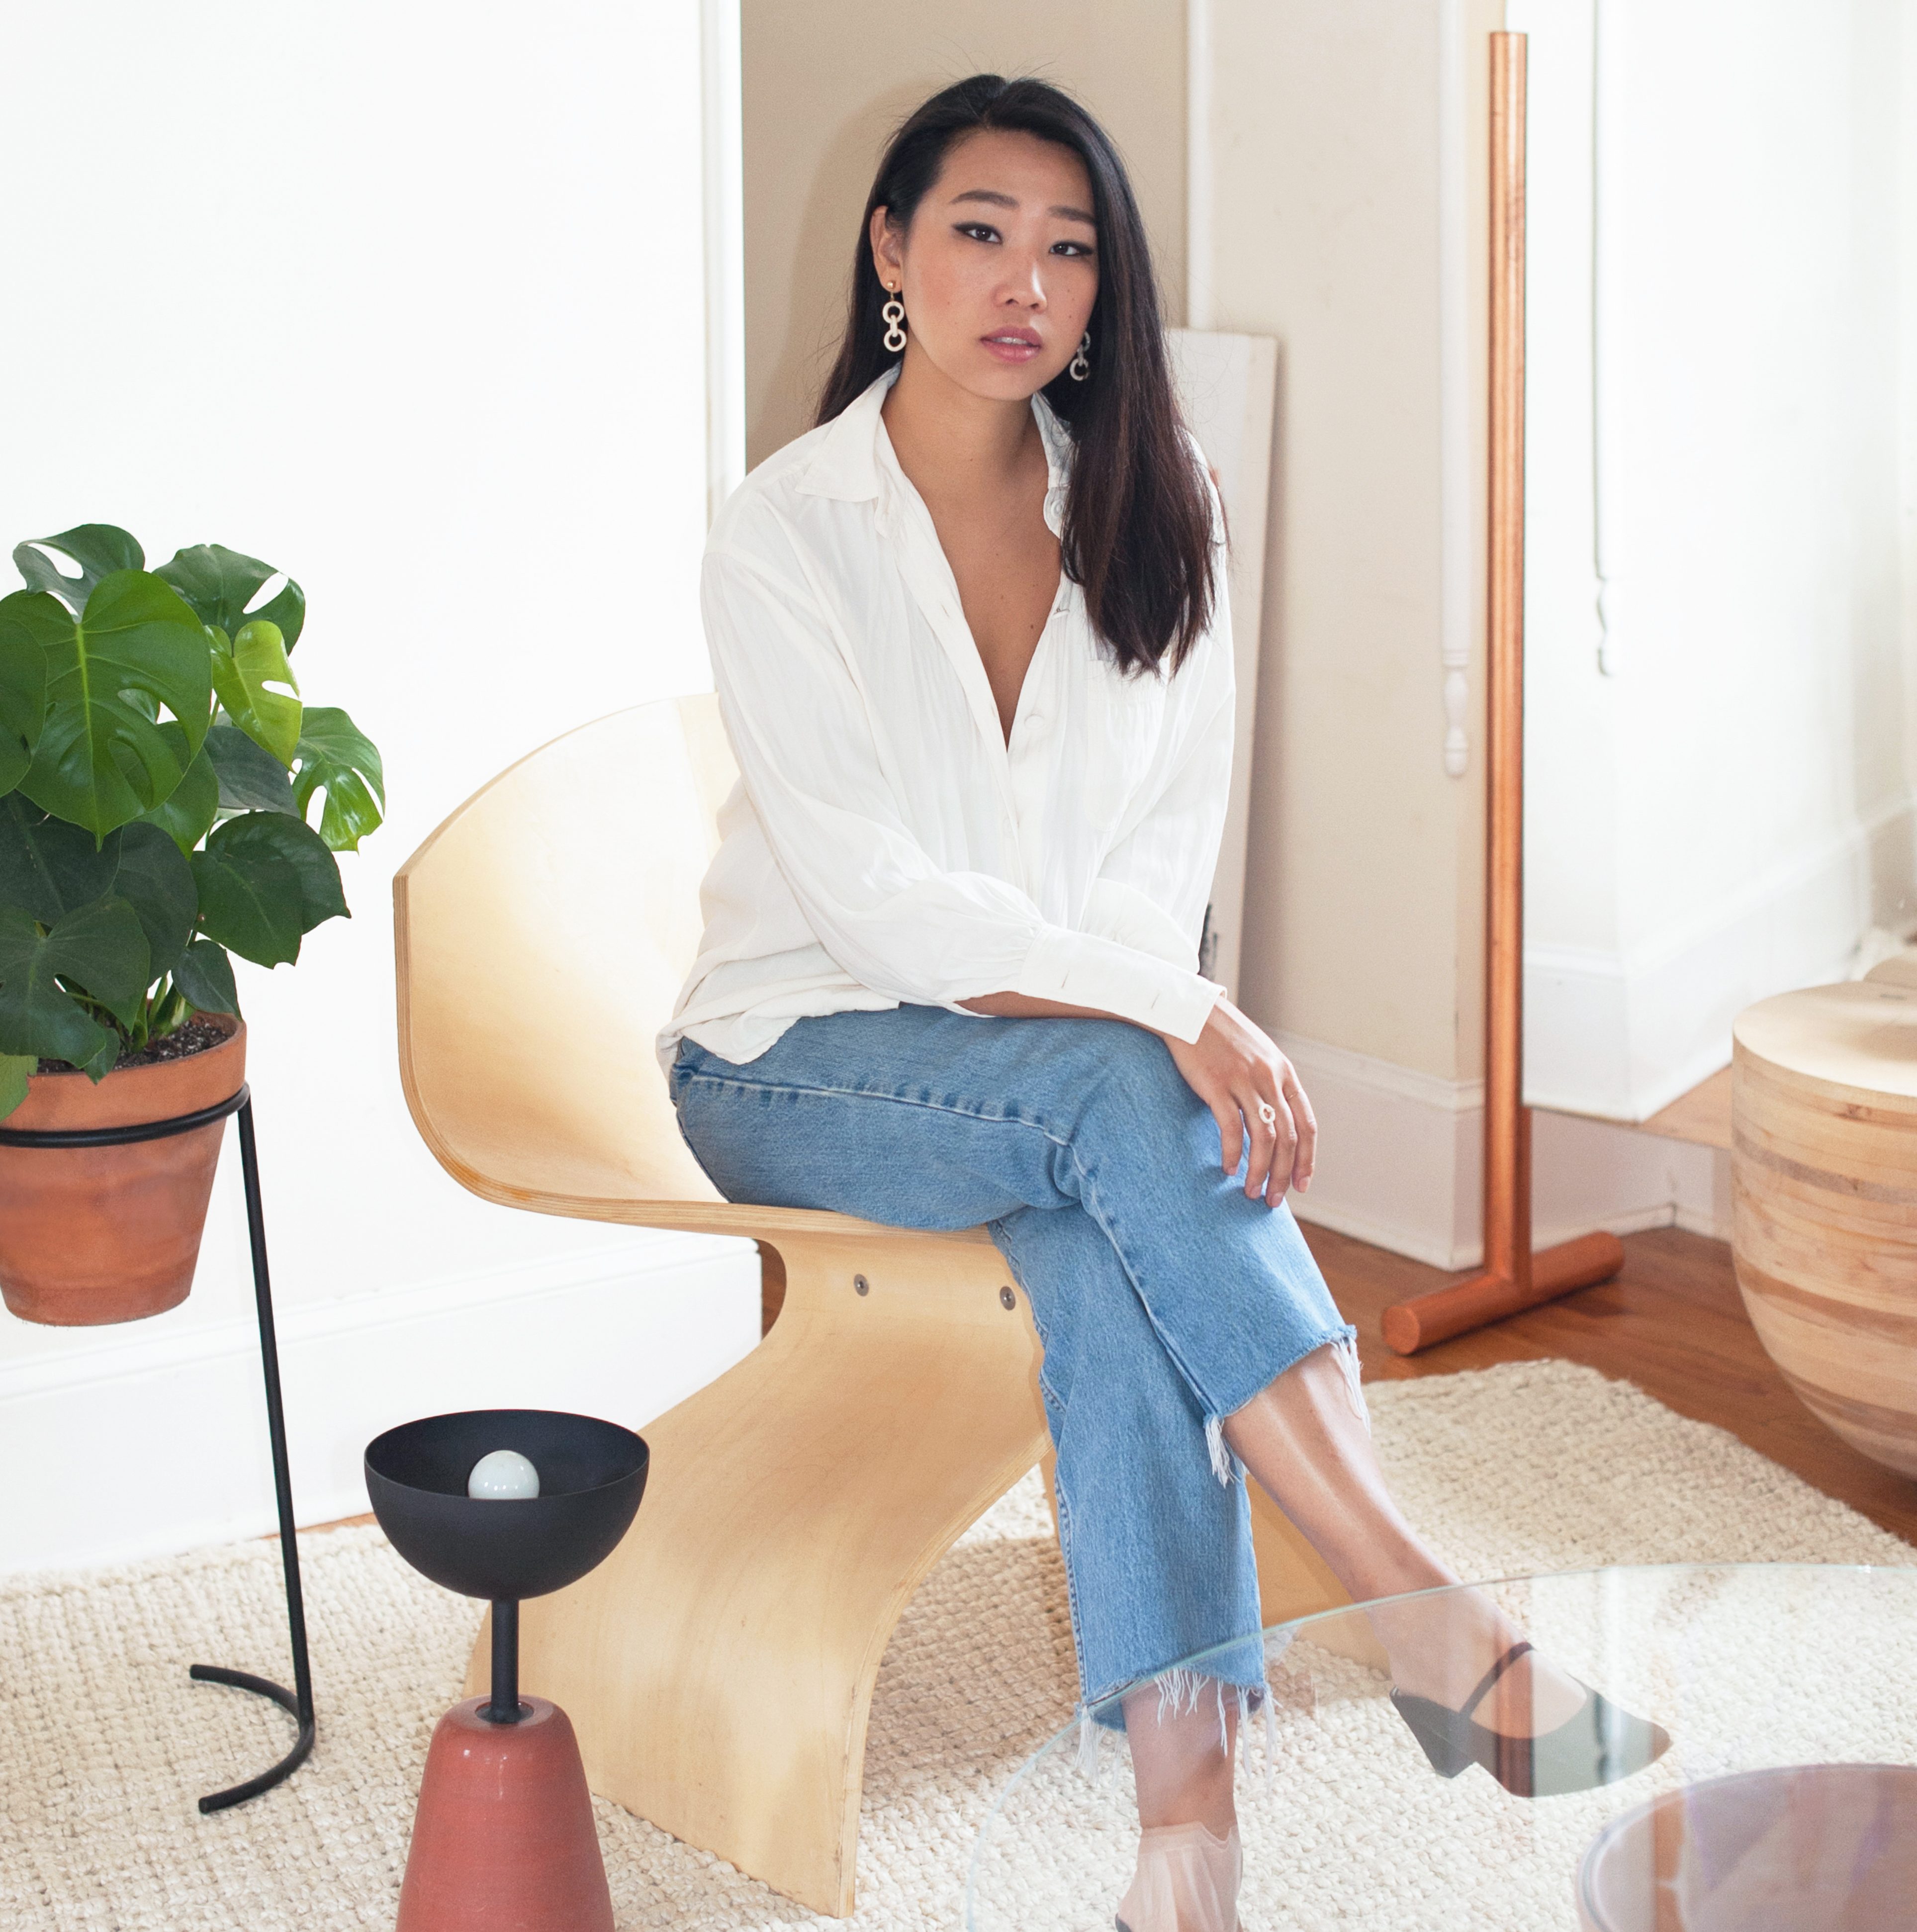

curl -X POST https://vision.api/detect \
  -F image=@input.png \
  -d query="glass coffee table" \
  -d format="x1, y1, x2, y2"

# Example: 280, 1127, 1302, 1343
967, 1564, 1917, 1931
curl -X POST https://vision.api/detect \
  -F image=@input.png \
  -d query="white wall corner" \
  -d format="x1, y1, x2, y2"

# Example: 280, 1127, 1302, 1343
1185, 0, 1214, 332
1278, 1029, 1486, 1271
1532, 1107, 1730, 1251
701, 0, 746, 521
1437, 0, 1473, 779
1525, 792, 1913, 1121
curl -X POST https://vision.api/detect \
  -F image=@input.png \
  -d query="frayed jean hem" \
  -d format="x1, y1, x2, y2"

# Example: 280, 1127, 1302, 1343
1075, 1666, 1287, 1795
1202, 1324, 1370, 1486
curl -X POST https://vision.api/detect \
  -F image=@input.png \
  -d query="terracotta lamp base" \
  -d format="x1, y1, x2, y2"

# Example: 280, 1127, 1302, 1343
397, 1696, 612, 1932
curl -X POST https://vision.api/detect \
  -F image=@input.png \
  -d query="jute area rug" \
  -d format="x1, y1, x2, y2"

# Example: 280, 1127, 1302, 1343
3, 1361, 1911, 1931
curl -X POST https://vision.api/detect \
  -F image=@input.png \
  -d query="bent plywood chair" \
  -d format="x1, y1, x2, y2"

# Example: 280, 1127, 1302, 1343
393, 695, 1350, 1916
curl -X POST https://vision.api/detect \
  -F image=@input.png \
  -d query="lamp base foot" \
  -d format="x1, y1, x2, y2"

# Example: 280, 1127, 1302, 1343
1380, 1230, 1627, 1355
397, 1695, 612, 1932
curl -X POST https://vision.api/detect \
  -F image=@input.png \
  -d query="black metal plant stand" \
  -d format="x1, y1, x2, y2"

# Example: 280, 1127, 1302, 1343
0, 1084, 315, 1811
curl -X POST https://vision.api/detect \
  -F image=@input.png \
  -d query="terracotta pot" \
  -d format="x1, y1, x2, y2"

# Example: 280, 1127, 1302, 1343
0, 1016, 246, 1326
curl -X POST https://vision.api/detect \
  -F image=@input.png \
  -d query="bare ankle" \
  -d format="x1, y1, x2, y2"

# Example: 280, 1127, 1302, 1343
1139, 1796, 1238, 1836
1124, 1681, 1240, 1838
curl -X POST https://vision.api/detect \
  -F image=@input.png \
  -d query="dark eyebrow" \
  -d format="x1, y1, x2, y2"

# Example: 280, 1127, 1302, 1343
949, 188, 1096, 227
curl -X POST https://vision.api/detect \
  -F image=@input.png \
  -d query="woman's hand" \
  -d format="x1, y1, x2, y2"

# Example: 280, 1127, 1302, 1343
1163, 998, 1317, 1204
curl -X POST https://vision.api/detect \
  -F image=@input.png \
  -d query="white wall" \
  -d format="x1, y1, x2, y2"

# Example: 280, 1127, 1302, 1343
0, 3, 758, 1571
1514, 0, 1917, 1120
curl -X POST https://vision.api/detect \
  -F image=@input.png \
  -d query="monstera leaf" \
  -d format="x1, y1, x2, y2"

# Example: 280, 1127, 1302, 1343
0, 793, 115, 918
0, 800, 194, 985
12, 526, 144, 615
209, 620, 301, 765
15, 572, 213, 837
106, 824, 196, 980
0, 899, 150, 1066
292, 707, 384, 850
205, 723, 298, 815
0, 524, 377, 1069
137, 730, 220, 853
191, 811, 347, 967
157, 543, 305, 653
0, 593, 49, 796
173, 936, 240, 1017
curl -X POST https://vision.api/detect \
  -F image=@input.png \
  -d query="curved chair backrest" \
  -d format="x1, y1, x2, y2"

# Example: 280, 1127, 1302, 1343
395, 695, 737, 1216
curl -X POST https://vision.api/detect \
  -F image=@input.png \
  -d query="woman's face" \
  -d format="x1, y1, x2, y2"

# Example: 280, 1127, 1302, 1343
871, 128, 1099, 404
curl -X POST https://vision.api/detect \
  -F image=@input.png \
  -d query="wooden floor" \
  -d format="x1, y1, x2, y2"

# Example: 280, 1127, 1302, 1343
1305, 1218, 1917, 1549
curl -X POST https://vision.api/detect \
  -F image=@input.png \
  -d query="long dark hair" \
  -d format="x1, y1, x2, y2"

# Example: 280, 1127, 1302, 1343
816, 74, 1215, 678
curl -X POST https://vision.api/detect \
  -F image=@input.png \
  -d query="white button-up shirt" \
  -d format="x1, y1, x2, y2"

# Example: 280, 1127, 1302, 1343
657, 366, 1233, 1075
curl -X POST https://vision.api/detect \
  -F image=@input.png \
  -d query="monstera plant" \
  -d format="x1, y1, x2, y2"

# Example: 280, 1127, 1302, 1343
0, 524, 384, 1121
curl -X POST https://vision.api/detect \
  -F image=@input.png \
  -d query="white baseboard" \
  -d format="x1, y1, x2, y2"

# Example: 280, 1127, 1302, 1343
1524, 793, 1913, 1121
1278, 1028, 1731, 1272
0, 1231, 760, 1575
1275, 1032, 1483, 1270
1531, 1106, 1731, 1250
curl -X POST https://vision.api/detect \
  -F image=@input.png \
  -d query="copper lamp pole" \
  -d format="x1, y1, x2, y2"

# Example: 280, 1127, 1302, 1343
1380, 32, 1624, 1355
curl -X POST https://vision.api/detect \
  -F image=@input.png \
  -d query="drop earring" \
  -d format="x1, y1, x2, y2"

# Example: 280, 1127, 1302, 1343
881, 285, 907, 353
1069, 331, 1092, 381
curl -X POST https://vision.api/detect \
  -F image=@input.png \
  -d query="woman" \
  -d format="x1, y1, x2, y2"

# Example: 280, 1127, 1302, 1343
661, 73, 1664, 1932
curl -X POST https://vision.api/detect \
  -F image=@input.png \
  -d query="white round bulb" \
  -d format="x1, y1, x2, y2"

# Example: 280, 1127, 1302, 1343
467, 1448, 541, 1500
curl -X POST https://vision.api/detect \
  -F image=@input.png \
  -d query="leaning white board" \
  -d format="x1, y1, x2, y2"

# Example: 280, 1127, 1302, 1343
1167, 328, 1278, 1006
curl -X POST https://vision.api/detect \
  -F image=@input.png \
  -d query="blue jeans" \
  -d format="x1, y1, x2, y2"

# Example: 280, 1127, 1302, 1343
668, 1004, 1361, 1735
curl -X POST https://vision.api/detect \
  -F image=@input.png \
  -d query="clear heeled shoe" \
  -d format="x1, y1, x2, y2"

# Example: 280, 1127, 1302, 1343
1390, 1639, 1671, 1798
1114, 1819, 1242, 1932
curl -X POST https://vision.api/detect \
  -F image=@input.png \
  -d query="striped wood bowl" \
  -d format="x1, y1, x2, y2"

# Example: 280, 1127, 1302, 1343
1732, 979, 1917, 1478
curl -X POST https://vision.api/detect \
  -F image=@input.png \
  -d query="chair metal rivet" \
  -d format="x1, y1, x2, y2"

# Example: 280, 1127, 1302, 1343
854, 1274, 869, 1295
1000, 1287, 1016, 1310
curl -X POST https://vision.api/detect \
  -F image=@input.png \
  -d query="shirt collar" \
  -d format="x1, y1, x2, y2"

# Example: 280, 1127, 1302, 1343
798, 364, 1073, 536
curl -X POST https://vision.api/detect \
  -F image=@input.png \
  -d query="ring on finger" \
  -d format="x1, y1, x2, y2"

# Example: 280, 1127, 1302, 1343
1257, 1099, 1278, 1128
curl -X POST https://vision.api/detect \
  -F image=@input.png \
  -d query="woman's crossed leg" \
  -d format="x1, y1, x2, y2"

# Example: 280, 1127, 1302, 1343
670, 1004, 1656, 1923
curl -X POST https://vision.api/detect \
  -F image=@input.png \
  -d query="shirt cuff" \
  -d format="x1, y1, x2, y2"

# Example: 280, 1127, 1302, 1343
1011, 925, 1225, 1043
1078, 876, 1202, 972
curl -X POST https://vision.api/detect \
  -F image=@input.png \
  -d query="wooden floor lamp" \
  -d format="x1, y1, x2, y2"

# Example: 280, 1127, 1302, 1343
1380, 32, 1624, 1355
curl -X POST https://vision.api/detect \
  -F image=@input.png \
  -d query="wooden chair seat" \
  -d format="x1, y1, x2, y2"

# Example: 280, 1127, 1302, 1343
393, 696, 1347, 1915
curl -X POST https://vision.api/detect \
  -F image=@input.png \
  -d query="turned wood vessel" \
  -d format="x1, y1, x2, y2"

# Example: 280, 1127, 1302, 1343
1732, 981, 1917, 1477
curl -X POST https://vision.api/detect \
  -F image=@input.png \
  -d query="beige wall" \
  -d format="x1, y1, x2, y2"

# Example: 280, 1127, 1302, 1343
1210, 0, 1500, 1085
740, 0, 1187, 467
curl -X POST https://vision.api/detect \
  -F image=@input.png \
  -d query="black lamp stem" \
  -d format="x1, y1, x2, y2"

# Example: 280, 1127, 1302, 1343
487, 1598, 522, 1723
